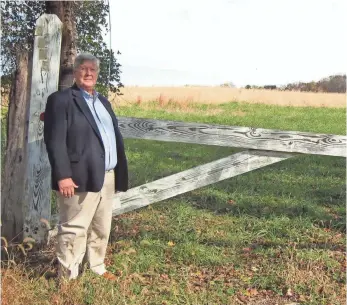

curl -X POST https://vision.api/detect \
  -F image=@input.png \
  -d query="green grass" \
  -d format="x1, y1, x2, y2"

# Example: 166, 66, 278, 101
2, 100, 346, 305
115, 100, 345, 134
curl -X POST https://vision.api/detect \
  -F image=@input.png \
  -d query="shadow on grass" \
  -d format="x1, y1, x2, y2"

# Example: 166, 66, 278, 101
197, 238, 345, 252
186, 193, 346, 232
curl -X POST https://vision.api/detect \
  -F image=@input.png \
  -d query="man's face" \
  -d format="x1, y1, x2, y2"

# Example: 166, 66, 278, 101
74, 60, 98, 92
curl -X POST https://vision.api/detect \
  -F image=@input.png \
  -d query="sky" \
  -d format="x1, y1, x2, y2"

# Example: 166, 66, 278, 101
109, 0, 346, 87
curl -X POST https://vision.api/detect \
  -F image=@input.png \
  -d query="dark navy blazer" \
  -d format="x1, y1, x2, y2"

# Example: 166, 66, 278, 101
43, 84, 128, 193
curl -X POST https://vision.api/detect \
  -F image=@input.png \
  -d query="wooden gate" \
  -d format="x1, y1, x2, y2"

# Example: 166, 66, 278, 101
110, 117, 346, 215
48, 117, 345, 232
23, 15, 346, 244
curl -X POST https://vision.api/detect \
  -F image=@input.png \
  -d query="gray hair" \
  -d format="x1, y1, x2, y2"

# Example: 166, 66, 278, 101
73, 53, 100, 72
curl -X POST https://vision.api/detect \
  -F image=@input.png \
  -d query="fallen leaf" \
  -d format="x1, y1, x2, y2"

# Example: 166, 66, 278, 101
140, 239, 151, 246
237, 294, 248, 304
160, 273, 169, 280
40, 218, 51, 229
286, 288, 293, 296
124, 248, 136, 255
23, 237, 35, 244
248, 288, 258, 296
52, 294, 60, 304
228, 199, 236, 205
103, 272, 117, 281
167, 241, 175, 247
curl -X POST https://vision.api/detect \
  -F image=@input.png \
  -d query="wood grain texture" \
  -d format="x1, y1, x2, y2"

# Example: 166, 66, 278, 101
118, 117, 346, 157
112, 150, 293, 215
23, 14, 62, 243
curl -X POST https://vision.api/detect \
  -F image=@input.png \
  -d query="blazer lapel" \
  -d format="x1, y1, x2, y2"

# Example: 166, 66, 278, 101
71, 85, 103, 144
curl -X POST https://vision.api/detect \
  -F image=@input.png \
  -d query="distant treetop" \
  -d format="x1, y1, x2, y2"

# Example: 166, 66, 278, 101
243, 74, 346, 93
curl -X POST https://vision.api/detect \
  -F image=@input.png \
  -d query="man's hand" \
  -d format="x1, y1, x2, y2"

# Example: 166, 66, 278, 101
58, 178, 78, 198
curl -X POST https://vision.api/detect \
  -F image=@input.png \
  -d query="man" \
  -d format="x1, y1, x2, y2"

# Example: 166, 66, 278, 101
44, 53, 128, 281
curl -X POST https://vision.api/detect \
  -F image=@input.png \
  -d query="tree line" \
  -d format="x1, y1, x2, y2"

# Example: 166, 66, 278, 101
244, 74, 346, 93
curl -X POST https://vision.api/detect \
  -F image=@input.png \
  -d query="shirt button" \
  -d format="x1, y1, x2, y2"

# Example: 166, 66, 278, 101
101, 154, 105, 159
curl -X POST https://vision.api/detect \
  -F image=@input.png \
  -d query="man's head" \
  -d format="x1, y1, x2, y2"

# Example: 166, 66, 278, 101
73, 53, 100, 94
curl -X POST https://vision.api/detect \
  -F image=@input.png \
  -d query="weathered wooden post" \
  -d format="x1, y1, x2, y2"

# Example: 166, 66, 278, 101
23, 14, 62, 244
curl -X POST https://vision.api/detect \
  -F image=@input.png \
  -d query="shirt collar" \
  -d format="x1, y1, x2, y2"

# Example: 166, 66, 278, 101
78, 86, 99, 99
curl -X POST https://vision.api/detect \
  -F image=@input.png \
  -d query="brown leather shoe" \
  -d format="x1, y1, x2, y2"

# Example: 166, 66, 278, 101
102, 271, 117, 281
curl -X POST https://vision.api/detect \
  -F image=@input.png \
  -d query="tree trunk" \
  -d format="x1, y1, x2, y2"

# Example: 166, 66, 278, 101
46, 1, 77, 90
1, 51, 31, 242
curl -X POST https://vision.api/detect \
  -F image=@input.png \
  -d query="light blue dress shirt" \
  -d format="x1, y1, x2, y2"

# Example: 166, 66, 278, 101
81, 89, 117, 171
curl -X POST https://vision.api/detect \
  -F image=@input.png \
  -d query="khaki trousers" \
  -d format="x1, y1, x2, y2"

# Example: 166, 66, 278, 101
56, 171, 115, 280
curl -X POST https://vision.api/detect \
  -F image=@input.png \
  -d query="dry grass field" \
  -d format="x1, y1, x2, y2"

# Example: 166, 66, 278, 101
111, 86, 346, 108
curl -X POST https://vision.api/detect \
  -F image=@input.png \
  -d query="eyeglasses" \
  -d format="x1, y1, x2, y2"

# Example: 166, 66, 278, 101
79, 66, 98, 73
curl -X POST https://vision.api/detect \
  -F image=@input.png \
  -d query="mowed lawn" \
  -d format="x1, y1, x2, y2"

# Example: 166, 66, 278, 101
1, 101, 346, 305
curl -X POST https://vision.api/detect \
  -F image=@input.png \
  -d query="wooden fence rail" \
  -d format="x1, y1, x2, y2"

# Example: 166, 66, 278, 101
117, 117, 346, 157
49, 117, 346, 235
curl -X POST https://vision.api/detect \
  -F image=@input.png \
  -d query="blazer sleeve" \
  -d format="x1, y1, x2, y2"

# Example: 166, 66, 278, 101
43, 92, 72, 181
